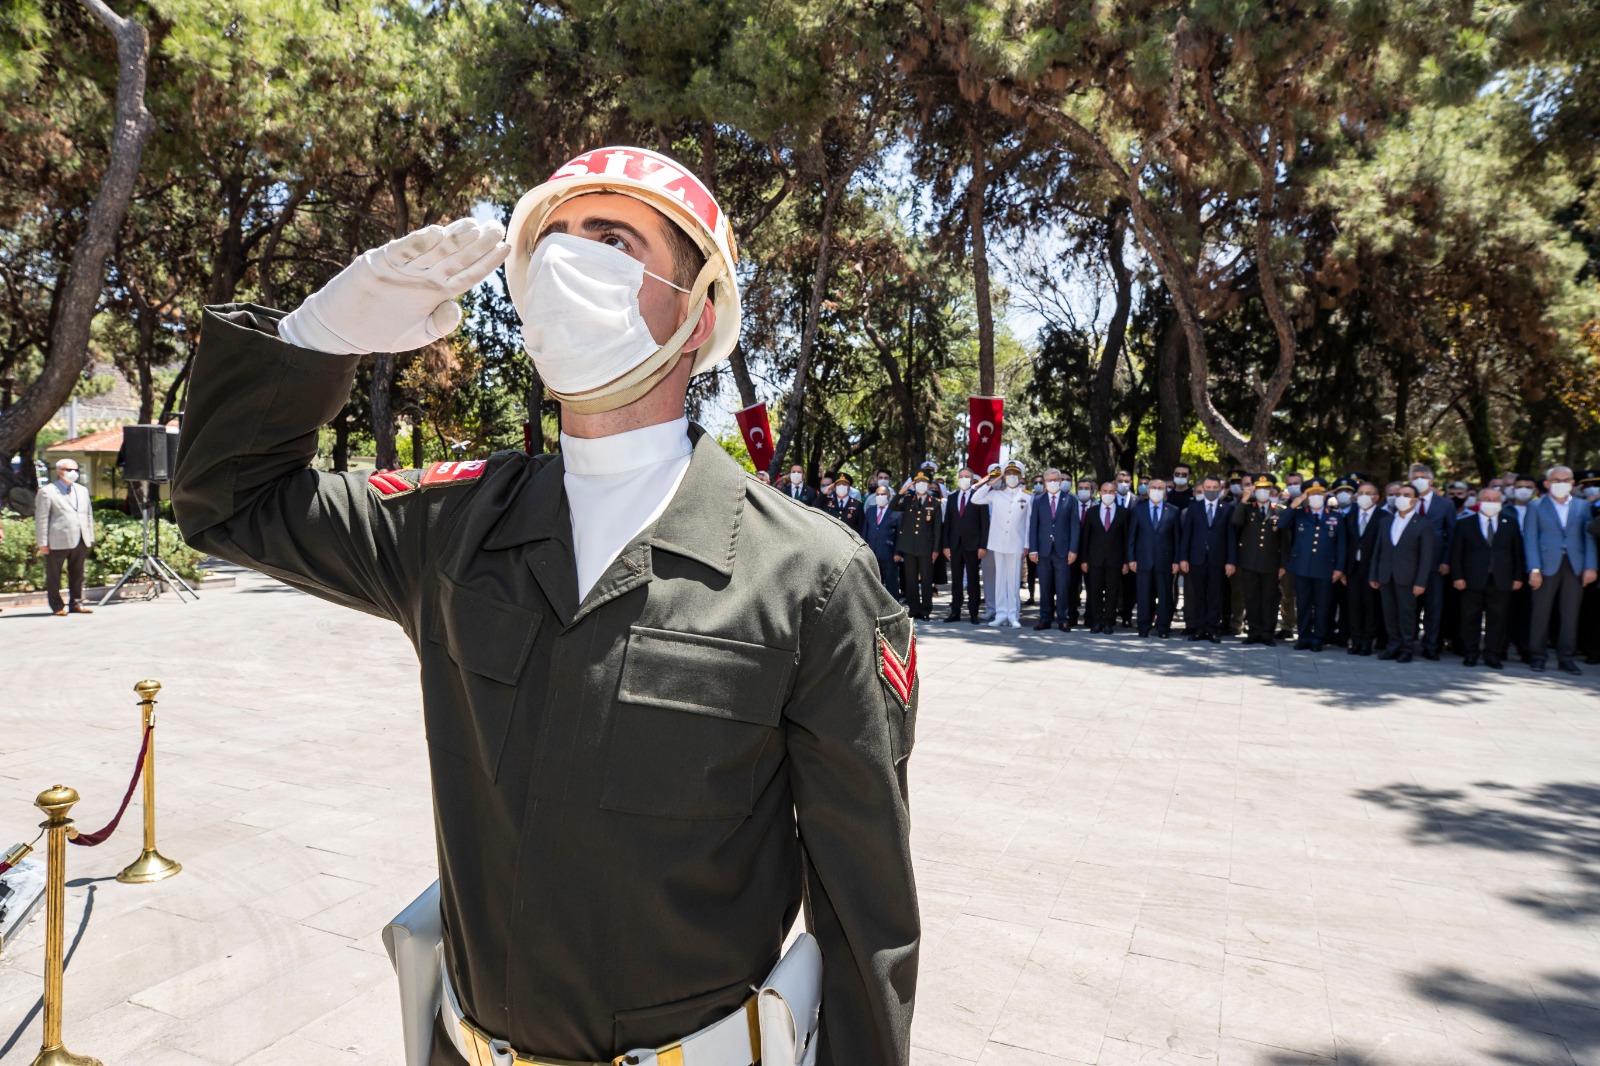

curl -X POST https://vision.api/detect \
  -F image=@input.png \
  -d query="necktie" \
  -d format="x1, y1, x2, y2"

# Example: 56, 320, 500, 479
1152, 505, 1160, 526
1050, 496, 1057, 518
1207, 503, 1215, 525
959, 492, 966, 515
1103, 506, 1111, 530
1419, 497, 1427, 516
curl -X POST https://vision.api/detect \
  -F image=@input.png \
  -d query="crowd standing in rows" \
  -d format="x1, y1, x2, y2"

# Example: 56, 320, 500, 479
758, 460, 1600, 675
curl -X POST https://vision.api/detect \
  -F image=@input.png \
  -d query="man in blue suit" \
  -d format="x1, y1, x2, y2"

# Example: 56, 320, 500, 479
1027, 468, 1080, 631
1277, 477, 1346, 651
1128, 478, 1182, 637
1180, 476, 1236, 643
863, 482, 904, 600
1522, 464, 1599, 674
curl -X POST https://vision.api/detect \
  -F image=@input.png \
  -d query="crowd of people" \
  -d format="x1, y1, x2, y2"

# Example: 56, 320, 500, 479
757, 459, 1600, 675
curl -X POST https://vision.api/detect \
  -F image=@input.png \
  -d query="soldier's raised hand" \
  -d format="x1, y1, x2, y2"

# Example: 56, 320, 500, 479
279, 218, 510, 355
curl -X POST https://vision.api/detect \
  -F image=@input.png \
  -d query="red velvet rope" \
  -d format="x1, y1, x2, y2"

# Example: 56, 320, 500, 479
68, 724, 153, 847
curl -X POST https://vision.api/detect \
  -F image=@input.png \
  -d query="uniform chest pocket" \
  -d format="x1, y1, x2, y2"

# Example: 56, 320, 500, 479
425, 576, 542, 781
602, 626, 794, 821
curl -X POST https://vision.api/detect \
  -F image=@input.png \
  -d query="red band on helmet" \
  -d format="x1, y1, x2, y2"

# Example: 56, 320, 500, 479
549, 148, 721, 235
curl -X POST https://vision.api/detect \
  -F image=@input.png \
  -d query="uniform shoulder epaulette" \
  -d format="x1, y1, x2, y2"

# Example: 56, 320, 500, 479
367, 469, 419, 499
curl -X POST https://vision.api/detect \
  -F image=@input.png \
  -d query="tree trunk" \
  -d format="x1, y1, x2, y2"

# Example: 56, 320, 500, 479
411, 416, 426, 468
1459, 385, 1499, 482
1392, 354, 1412, 479
371, 353, 398, 470
1154, 310, 1185, 475
0, 0, 154, 455
1513, 398, 1548, 478
135, 305, 155, 423
333, 410, 352, 473
1089, 210, 1132, 482
727, 344, 758, 409
968, 126, 995, 397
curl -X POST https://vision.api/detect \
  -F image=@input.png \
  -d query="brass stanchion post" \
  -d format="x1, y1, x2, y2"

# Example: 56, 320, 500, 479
30, 785, 102, 1066
116, 680, 180, 884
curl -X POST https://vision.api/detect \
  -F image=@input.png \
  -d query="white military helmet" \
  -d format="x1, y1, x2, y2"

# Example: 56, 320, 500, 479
505, 146, 741, 379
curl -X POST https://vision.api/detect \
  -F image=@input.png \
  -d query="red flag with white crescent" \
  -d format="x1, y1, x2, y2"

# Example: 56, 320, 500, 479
736, 402, 775, 473
968, 396, 1004, 473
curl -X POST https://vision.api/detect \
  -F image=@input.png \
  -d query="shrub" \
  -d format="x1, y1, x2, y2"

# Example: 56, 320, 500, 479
0, 512, 207, 592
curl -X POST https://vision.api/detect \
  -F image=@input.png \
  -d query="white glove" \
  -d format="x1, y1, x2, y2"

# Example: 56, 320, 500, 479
279, 217, 510, 355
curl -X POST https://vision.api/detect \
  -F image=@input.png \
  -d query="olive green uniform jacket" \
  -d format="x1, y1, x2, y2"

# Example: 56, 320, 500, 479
171, 306, 920, 1065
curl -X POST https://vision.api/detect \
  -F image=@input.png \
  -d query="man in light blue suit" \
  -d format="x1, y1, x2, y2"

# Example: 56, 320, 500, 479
1522, 464, 1599, 674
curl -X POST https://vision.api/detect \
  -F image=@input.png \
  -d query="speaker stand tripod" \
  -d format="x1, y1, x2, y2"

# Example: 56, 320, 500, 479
97, 485, 199, 607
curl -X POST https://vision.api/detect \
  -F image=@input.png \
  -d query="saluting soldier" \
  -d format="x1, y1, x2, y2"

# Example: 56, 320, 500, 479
1232, 475, 1290, 645
824, 472, 866, 536
1278, 477, 1346, 651
892, 471, 944, 619
172, 146, 918, 1066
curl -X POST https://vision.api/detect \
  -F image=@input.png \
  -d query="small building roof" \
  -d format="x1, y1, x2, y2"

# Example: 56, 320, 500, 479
43, 426, 129, 454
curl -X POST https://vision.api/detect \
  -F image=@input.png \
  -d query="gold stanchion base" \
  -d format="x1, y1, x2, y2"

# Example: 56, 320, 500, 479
116, 848, 180, 884
30, 1043, 103, 1066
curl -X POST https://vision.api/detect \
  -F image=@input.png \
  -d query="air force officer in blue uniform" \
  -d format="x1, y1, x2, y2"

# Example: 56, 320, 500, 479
1278, 477, 1347, 651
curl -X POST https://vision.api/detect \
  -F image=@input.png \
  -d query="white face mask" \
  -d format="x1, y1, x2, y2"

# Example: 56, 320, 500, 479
1045, 480, 1061, 495
1357, 494, 1376, 510
1479, 500, 1503, 517
835, 484, 850, 498
1396, 495, 1415, 512
1286, 484, 1302, 498
1514, 487, 1533, 502
1005, 475, 1020, 488
519, 233, 700, 408
913, 482, 929, 495
1147, 488, 1165, 503
61, 469, 78, 483
1307, 494, 1326, 510
1336, 491, 1352, 506
1100, 493, 1116, 507
1173, 476, 1188, 487
1549, 481, 1573, 499
1254, 488, 1270, 502
1411, 476, 1431, 493
1115, 482, 1130, 495
789, 471, 803, 485
875, 491, 888, 506
957, 477, 972, 490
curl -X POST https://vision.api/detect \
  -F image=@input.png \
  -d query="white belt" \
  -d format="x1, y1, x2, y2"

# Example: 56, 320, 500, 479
439, 935, 823, 1066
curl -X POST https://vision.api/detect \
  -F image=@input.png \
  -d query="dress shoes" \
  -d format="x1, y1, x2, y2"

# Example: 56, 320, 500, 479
70, 606, 93, 614
52, 609, 67, 616
1378, 648, 1400, 660
1421, 648, 1440, 661
1483, 655, 1503, 670
1294, 640, 1312, 651
1187, 633, 1204, 642
1347, 645, 1362, 655
1559, 660, 1583, 676
1058, 623, 1071, 632
1530, 659, 1546, 673
1309, 643, 1323, 652
942, 614, 961, 623
1397, 650, 1414, 663
1462, 655, 1478, 667
1033, 620, 1053, 631
968, 616, 981, 625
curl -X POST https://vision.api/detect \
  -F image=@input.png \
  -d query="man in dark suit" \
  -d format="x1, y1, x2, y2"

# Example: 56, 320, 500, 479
1370, 484, 1437, 663
779, 463, 816, 507
1066, 478, 1095, 627
1028, 468, 1080, 631
863, 481, 903, 600
1128, 478, 1181, 637
1408, 463, 1457, 659
1450, 487, 1525, 668
1342, 482, 1386, 655
1180, 475, 1235, 643
942, 466, 989, 624
1080, 481, 1130, 634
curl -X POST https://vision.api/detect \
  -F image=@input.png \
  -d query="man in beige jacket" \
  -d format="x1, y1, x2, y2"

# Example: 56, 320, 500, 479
35, 458, 96, 615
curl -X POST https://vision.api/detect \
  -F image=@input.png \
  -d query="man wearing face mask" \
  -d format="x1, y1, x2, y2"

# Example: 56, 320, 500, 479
1507, 474, 1538, 661
35, 457, 96, 616
892, 472, 944, 620
1230, 475, 1287, 646
1278, 478, 1345, 652
1112, 471, 1135, 626
942, 466, 989, 624
1450, 487, 1524, 668
971, 460, 1031, 628
865, 480, 904, 600
979, 462, 1003, 620
780, 463, 816, 506
1342, 482, 1387, 656
1370, 484, 1436, 663
1027, 469, 1080, 632
823, 472, 865, 535
1522, 464, 1599, 674
172, 146, 918, 1066
1325, 477, 1359, 647
1407, 463, 1456, 660
1180, 475, 1236, 643
1080, 481, 1131, 634
1067, 478, 1095, 628
1128, 478, 1181, 638
1169, 465, 1194, 510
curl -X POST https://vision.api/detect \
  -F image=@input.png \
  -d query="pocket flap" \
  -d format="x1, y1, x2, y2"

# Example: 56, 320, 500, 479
428, 576, 541, 685
618, 626, 793, 726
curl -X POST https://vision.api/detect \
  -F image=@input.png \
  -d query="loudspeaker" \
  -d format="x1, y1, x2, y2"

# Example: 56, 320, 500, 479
121, 424, 177, 483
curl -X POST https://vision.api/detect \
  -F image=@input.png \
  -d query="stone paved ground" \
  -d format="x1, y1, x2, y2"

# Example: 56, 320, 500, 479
1, 566, 1597, 1065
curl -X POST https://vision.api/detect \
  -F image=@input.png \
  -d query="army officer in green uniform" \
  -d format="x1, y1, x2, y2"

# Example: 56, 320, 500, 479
172, 146, 918, 1066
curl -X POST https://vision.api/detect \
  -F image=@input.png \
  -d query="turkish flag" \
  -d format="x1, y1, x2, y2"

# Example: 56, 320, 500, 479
967, 396, 1003, 473
736, 402, 775, 472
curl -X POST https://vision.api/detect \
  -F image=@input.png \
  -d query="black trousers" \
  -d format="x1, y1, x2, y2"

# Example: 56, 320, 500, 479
44, 541, 89, 612
1037, 553, 1071, 624
903, 553, 936, 618
1529, 560, 1585, 663
1086, 562, 1122, 630
1459, 586, 1512, 658
1347, 572, 1381, 651
1419, 568, 1447, 653
1135, 566, 1174, 634
1294, 575, 1333, 647
1066, 561, 1085, 625
1380, 581, 1421, 653
947, 549, 982, 620
1188, 561, 1228, 636
1237, 568, 1278, 640
1119, 569, 1137, 625
875, 553, 901, 600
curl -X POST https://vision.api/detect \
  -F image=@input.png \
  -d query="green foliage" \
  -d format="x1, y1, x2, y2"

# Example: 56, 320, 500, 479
0, 512, 206, 593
